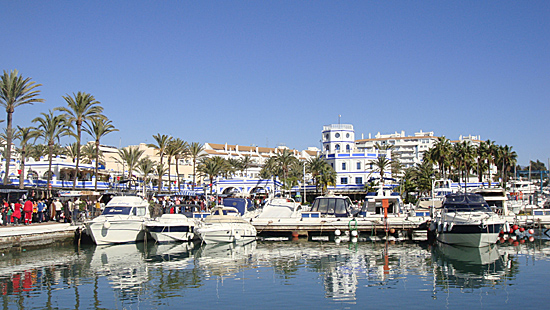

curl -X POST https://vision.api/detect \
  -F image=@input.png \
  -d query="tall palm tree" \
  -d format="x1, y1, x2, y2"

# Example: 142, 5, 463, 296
116, 146, 145, 189
188, 142, 205, 190
197, 157, 224, 195
496, 145, 517, 188
15, 126, 40, 189
148, 134, 172, 195
475, 141, 490, 183
56, 92, 104, 189
485, 140, 498, 185
170, 138, 188, 191
0, 69, 45, 184
165, 139, 184, 193
429, 136, 452, 179
32, 111, 71, 195
453, 141, 475, 185
137, 157, 155, 195
274, 149, 298, 189
84, 117, 118, 191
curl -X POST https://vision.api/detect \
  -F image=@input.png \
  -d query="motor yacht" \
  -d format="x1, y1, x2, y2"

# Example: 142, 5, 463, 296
144, 213, 197, 243
432, 193, 504, 247
85, 195, 150, 245
195, 206, 257, 244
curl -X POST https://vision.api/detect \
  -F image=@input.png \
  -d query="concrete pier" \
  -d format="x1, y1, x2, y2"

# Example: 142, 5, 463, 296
0, 223, 80, 251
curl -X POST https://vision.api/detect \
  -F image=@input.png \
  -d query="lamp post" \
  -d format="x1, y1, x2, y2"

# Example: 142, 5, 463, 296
303, 161, 306, 205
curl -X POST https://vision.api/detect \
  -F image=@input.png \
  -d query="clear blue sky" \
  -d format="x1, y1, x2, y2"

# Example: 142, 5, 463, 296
2, 1, 549, 166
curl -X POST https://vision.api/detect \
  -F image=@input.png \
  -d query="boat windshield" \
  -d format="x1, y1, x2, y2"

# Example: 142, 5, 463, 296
444, 204, 492, 212
102, 206, 132, 215
310, 197, 350, 217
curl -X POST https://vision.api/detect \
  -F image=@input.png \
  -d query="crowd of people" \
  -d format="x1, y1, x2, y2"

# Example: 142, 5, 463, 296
0, 197, 102, 226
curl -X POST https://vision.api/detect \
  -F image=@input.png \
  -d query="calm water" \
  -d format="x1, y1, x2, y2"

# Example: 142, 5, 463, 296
1, 238, 550, 310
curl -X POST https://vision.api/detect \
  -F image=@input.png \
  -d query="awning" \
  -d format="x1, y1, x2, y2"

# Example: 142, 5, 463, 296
173, 190, 197, 196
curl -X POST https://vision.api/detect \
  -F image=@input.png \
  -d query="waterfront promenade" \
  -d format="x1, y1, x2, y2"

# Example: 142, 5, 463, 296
0, 222, 79, 250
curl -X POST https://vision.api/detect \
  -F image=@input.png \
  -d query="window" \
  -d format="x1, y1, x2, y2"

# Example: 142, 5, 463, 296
340, 177, 348, 184
346, 144, 350, 151
356, 162, 361, 170
335, 133, 340, 138
355, 177, 363, 184
346, 133, 350, 138
325, 145, 330, 151
325, 134, 329, 140
342, 162, 346, 170
335, 144, 340, 151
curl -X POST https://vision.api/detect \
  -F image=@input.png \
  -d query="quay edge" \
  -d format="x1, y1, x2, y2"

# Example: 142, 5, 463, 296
0, 223, 81, 251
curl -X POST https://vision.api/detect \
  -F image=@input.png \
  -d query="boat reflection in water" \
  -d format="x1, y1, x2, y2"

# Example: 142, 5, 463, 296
195, 241, 257, 278
431, 243, 506, 289
89, 243, 149, 292
145, 242, 195, 270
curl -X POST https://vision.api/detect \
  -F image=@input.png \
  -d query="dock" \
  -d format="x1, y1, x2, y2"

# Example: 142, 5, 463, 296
0, 223, 80, 251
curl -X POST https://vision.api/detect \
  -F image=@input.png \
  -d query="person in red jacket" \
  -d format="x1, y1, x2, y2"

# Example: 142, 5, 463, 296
12, 201, 22, 225
23, 199, 33, 225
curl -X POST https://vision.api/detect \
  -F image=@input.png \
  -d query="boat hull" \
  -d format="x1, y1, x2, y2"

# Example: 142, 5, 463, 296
85, 219, 147, 245
196, 223, 256, 244
436, 223, 503, 247
146, 225, 195, 243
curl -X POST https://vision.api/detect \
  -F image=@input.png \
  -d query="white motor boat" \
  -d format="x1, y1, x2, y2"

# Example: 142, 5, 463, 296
256, 197, 302, 218
195, 206, 257, 244
432, 193, 504, 247
85, 195, 150, 245
145, 213, 197, 243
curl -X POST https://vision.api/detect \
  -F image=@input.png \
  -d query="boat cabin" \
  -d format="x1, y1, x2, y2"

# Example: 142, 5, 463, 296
360, 191, 403, 216
101, 196, 149, 217
442, 193, 492, 212
309, 195, 355, 217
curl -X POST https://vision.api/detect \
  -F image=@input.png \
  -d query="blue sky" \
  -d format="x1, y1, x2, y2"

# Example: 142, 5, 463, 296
2, 1, 549, 165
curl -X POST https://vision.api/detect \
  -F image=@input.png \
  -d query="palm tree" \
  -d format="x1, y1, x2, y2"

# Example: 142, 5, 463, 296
148, 134, 172, 195
65, 142, 79, 162
429, 136, 452, 179
0, 69, 45, 184
306, 156, 327, 195
170, 138, 188, 191
412, 160, 435, 196
197, 157, 224, 195
80, 143, 101, 165
239, 155, 253, 178
26, 144, 48, 161
83, 117, 118, 191
274, 149, 298, 189
318, 163, 336, 194
475, 141, 490, 183
453, 141, 475, 185
373, 155, 392, 189
188, 142, 205, 190
15, 126, 40, 189
165, 139, 185, 193
56, 92, 104, 189
137, 157, 155, 195
116, 146, 145, 189
496, 145, 517, 188
32, 111, 71, 195
485, 140, 498, 186
153, 162, 168, 193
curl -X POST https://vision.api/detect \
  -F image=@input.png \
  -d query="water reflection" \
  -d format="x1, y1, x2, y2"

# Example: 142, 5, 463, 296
431, 244, 506, 290
0, 240, 550, 309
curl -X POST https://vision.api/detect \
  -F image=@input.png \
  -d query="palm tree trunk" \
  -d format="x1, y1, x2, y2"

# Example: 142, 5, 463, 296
3, 111, 13, 185
167, 158, 172, 193
48, 143, 53, 198
192, 158, 196, 190
94, 140, 99, 191
18, 148, 26, 189
72, 127, 81, 190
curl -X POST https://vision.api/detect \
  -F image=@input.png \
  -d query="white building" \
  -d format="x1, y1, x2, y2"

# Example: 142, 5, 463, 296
321, 124, 390, 193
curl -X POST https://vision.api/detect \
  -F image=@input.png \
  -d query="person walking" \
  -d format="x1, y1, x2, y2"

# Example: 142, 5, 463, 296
12, 201, 22, 225
50, 199, 56, 222
54, 199, 63, 222
37, 199, 45, 223
23, 199, 33, 225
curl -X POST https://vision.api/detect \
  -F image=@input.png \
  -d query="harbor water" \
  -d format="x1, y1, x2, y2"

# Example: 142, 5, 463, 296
1, 239, 550, 309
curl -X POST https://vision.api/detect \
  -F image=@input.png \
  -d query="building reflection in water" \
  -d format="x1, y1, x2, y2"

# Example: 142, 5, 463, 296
1, 239, 549, 308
